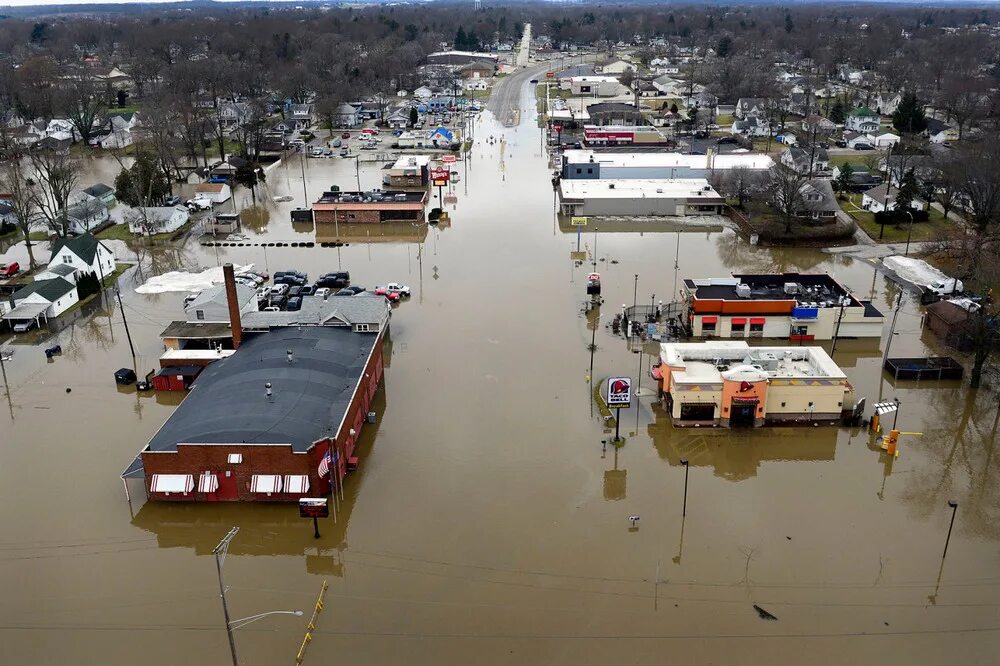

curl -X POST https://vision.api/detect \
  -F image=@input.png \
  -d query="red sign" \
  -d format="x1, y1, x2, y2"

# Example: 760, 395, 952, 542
546, 71, 555, 78
430, 168, 450, 185
299, 498, 329, 518
552, 124, 563, 133
441, 154, 457, 164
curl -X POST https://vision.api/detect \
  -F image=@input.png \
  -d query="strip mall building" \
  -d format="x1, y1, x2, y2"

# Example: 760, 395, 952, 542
683, 273, 884, 341
653, 341, 853, 428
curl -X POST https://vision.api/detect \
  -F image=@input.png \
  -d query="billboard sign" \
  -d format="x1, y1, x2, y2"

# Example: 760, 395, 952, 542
570, 216, 588, 226
299, 498, 329, 518
430, 168, 450, 186
607, 377, 632, 408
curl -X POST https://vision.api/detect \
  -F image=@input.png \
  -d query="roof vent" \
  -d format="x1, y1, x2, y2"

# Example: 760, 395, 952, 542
286, 349, 293, 363
736, 283, 751, 298
265, 382, 272, 399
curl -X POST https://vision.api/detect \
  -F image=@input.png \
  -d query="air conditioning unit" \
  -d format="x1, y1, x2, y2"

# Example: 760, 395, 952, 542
735, 283, 752, 298
784, 282, 800, 295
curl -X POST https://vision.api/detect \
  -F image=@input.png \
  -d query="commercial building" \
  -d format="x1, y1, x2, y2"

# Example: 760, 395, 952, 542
382, 155, 432, 188
312, 190, 427, 225
653, 341, 853, 427
569, 76, 623, 97
583, 125, 669, 146
561, 149, 774, 181
558, 179, 724, 217
682, 274, 884, 341
123, 325, 385, 502
426, 51, 499, 67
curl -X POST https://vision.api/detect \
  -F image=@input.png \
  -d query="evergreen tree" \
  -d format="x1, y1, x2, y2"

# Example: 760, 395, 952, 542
835, 164, 854, 194
784, 14, 794, 33
409, 107, 419, 126
455, 27, 467, 50
829, 98, 847, 124
892, 92, 927, 134
894, 169, 919, 213
114, 152, 170, 207
716, 35, 732, 58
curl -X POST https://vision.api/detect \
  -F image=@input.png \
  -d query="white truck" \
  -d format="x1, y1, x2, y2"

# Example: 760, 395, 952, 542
883, 256, 963, 302
375, 282, 411, 297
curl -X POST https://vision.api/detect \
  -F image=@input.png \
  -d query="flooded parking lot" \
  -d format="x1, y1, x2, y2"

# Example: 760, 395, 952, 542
2, 80, 999, 665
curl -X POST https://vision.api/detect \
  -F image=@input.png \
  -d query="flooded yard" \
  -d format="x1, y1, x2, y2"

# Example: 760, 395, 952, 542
2, 80, 999, 665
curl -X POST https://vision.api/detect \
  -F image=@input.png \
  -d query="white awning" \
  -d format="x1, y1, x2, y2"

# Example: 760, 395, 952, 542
198, 472, 219, 493
284, 475, 310, 494
2, 302, 49, 321
151, 474, 194, 494
250, 474, 282, 494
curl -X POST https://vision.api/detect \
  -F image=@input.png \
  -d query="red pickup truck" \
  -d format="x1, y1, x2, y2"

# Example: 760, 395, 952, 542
0, 261, 19, 278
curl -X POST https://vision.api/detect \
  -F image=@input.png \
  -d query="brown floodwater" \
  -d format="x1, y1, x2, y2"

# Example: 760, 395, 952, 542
2, 82, 999, 665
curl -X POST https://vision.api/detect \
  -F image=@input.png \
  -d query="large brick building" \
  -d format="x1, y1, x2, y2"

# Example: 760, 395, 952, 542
312, 190, 427, 225
122, 325, 386, 502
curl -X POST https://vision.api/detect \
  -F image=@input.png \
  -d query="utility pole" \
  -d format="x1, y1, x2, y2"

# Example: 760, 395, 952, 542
632, 274, 639, 338
831, 297, 847, 353
879, 143, 893, 240
213, 527, 240, 666
115, 289, 136, 364
882, 290, 903, 366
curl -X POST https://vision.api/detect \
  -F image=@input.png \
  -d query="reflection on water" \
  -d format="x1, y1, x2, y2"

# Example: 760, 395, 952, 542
647, 404, 839, 481
315, 221, 429, 244
240, 206, 271, 234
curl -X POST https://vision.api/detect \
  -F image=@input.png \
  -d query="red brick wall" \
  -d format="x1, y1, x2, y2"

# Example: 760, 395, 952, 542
142, 330, 386, 502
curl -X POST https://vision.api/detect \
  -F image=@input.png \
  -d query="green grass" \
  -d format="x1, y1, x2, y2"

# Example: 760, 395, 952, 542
716, 113, 733, 125
27, 231, 50, 241
96, 223, 136, 241
469, 88, 492, 101
842, 193, 953, 243
828, 154, 868, 168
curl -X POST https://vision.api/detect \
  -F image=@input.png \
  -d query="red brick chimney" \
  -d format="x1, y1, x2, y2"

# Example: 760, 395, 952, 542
222, 263, 243, 349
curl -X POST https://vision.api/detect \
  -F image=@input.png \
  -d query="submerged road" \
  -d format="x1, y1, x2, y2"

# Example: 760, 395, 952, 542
487, 61, 551, 126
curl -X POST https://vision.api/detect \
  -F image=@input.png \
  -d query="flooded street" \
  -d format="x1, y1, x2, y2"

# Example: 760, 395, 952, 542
2, 79, 999, 664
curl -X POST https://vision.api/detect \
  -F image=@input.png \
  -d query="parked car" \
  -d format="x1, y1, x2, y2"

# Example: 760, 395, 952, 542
375, 282, 411, 297
335, 285, 365, 295
286, 296, 302, 311
235, 277, 257, 289
235, 272, 263, 286
308, 147, 324, 157
287, 285, 302, 298
300, 285, 315, 296
164, 195, 182, 206
274, 269, 308, 280
314, 287, 332, 298
256, 286, 272, 301
270, 294, 288, 309
12, 320, 35, 333
340, 148, 350, 157
341, 131, 351, 139
0, 261, 20, 278
271, 283, 290, 297
186, 197, 212, 211
835, 139, 847, 148
262, 306, 280, 312
330, 138, 342, 148
716, 136, 738, 145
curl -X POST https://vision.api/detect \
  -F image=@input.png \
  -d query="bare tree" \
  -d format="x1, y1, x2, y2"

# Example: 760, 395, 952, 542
60, 79, 107, 145
766, 164, 808, 234
0, 143, 42, 268
28, 149, 79, 237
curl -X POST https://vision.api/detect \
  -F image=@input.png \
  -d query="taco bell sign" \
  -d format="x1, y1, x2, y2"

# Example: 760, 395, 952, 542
607, 376, 632, 408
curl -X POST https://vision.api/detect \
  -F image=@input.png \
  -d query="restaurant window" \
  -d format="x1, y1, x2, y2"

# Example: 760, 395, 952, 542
749, 321, 764, 333
702, 318, 717, 333
731, 321, 745, 334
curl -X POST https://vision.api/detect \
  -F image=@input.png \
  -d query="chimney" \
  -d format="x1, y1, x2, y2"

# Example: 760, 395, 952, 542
222, 263, 243, 349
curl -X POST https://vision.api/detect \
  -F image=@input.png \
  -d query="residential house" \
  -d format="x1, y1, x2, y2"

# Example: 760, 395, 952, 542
925, 118, 959, 144
845, 107, 880, 133
83, 183, 116, 208
33, 262, 79, 284
97, 67, 133, 90
779, 132, 798, 146
45, 119, 78, 142
8, 121, 46, 147
185, 283, 257, 323
195, 182, 232, 204
219, 102, 249, 129
34, 136, 71, 154
463, 79, 489, 92
413, 86, 434, 100
735, 98, 767, 119
860, 184, 927, 213
332, 103, 360, 128
801, 115, 837, 135
49, 232, 116, 279
831, 165, 881, 191
287, 104, 314, 130
792, 179, 839, 221
385, 107, 411, 129
874, 92, 902, 116
781, 146, 830, 176
731, 116, 770, 137
785, 91, 813, 117
63, 196, 110, 235
353, 102, 384, 122
9, 277, 79, 319
125, 206, 190, 235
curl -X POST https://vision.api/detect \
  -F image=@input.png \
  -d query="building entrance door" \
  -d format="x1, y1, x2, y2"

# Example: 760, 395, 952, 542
730, 400, 757, 427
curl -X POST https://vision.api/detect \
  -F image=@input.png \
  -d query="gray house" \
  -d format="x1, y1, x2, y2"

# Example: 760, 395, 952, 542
184, 284, 257, 323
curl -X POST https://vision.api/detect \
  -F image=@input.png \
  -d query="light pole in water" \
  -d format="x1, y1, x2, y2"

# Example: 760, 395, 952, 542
680, 459, 690, 517
942, 500, 958, 559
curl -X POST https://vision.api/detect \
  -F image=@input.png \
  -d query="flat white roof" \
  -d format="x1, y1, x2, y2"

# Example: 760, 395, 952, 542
660, 341, 846, 383
390, 154, 431, 169
160, 348, 236, 361
571, 76, 620, 83
563, 149, 774, 170
560, 178, 722, 200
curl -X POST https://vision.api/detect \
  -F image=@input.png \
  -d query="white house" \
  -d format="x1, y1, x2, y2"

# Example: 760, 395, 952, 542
62, 196, 110, 235
845, 107, 880, 133
731, 116, 770, 137
599, 60, 637, 75
10, 277, 79, 318
874, 93, 902, 115
735, 98, 767, 120
413, 86, 434, 100
219, 102, 249, 129
861, 184, 927, 213
332, 103, 359, 128
194, 182, 232, 204
45, 118, 79, 142
925, 119, 959, 144
126, 206, 190, 235
49, 233, 116, 279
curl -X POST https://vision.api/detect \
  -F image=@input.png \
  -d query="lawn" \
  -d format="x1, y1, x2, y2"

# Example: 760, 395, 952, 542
469, 88, 492, 101
97, 223, 137, 242
841, 193, 952, 243
828, 154, 871, 169
716, 113, 733, 125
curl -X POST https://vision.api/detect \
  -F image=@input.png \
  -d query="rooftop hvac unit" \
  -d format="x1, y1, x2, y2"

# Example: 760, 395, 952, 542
735, 283, 752, 298
784, 282, 800, 295
656, 188, 663, 194
608, 183, 615, 189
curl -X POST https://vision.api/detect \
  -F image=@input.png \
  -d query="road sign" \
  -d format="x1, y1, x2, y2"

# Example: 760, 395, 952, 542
299, 498, 329, 518
607, 377, 632, 408
571, 216, 588, 226
441, 154, 457, 164
546, 71, 555, 79
552, 123, 563, 133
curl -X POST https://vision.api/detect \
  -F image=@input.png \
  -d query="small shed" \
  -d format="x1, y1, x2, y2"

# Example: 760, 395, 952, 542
924, 300, 973, 351
151, 365, 203, 391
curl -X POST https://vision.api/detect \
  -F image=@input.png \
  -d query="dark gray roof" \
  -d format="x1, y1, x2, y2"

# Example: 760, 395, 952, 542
50, 232, 107, 265
12, 277, 75, 303
159, 320, 234, 339
84, 183, 114, 197
124, 326, 378, 477
45, 263, 77, 276
242, 293, 389, 330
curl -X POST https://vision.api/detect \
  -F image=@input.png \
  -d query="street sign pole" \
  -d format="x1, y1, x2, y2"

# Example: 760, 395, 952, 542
615, 407, 621, 441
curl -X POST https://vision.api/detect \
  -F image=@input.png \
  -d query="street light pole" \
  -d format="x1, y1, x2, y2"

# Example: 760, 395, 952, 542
213, 527, 240, 666
942, 500, 958, 559
680, 458, 690, 517
904, 210, 915, 256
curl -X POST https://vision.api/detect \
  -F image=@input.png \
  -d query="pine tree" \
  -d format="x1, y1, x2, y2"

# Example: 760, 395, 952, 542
894, 169, 919, 213
835, 164, 854, 194
892, 92, 927, 134
716, 36, 732, 58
